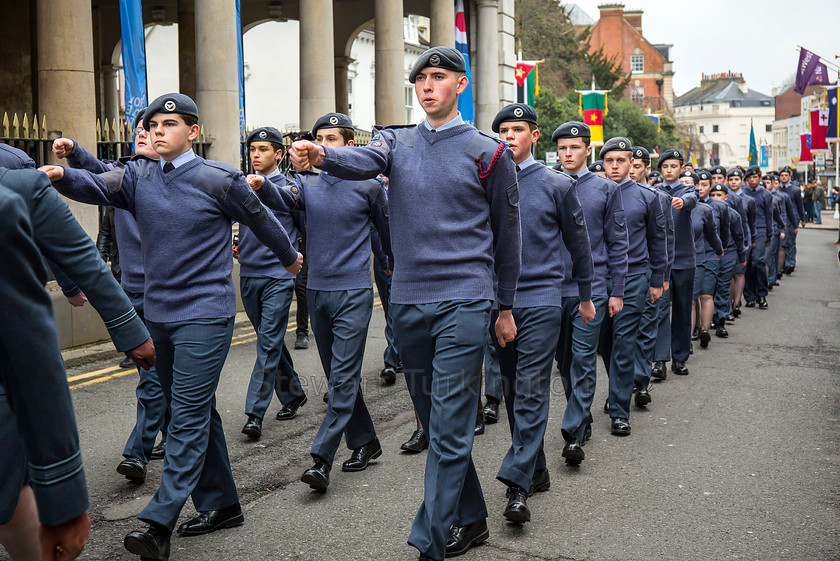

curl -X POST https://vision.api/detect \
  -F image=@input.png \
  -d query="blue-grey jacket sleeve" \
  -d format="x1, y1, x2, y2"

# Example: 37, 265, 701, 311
784, 194, 798, 228
368, 181, 393, 271
321, 129, 392, 180
604, 183, 629, 298
703, 208, 724, 256
646, 194, 668, 288
221, 172, 298, 267
254, 174, 300, 213
717, 201, 730, 251
772, 198, 785, 231
660, 193, 676, 279
52, 163, 137, 213
45, 257, 81, 297
730, 210, 746, 264
66, 140, 110, 174
0, 189, 89, 527
370, 226, 388, 271
762, 191, 773, 234
485, 148, 521, 307
745, 196, 757, 242
556, 182, 593, 301
680, 185, 698, 211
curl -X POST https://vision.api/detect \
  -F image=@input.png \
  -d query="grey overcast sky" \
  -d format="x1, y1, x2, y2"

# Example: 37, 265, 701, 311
567, 0, 840, 96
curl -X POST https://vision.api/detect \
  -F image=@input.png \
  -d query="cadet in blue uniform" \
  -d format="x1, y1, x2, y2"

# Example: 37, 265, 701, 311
630, 146, 674, 404
709, 184, 747, 337
52, 110, 170, 483
553, 121, 627, 464
767, 173, 794, 287
490, 104, 593, 523
239, 126, 307, 440
778, 166, 804, 273
252, 112, 392, 491
599, 138, 666, 433
43, 93, 302, 561
726, 168, 754, 317
0, 142, 36, 169
652, 150, 698, 377
741, 166, 773, 309
289, 47, 521, 561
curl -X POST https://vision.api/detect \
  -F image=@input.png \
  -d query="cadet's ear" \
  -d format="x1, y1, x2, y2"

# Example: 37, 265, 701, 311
456, 74, 469, 95
188, 124, 200, 142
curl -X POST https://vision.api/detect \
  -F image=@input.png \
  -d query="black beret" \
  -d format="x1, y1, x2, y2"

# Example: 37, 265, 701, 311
697, 169, 711, 182
588, 160, 604, 173
657, 149, 684, 168
312, 113, 354, 135
409, 46, 466, 83
134, 108, 146, 131
143, 93, 199, 131
710, 183, 729, 194
709, 165, 727, 176
744, 165, 761, 178
599, 137, 633, 158
492, 103, 538, 133
680, 169, 699, 183
631, 145, 650, 161
247, 127, 285, 146
649, 170, 662, 178
552, 121, 590, 142
727, 168, 743, 178
780, 166, 793, 174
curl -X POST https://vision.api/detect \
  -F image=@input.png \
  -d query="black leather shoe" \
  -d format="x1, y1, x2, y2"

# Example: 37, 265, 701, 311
301, 460, 330, 491
562, 440, 584, 465
294, 333, 309, 349
445, 518, 489, 558
767, 284, 773, 292
732, 306, 741, 318
474, 409, 485, 436
119, 355, 135, 369
758, 296, 768, 309
276, 394, 308, 421
745, 300, 756, 308
419, 555, 440, 561
322, 391, 329, 403
150, 440, 166, 461
635, 388, 652, 407
117, 457, 146, 483
482, 398, 499, 424
401, 429, 428, 453
773, 281, 780, 286
699, 329, 711, 348
124, 524, 171, 560
241, 415, 262, 439
529, 469, 550, 495
177, 503, 244, 536
725, 314, 736, 322
603, 399, 610, 414
691, 328, 700, 341
672, 361, 689, 376
611, 417, 631, 436
651, 361, 666, 381
503, 487, 531, 523
342, 438, 382, 472
715, 324, 729, 338
380, 366, 397, 385
583, 424, 592, 442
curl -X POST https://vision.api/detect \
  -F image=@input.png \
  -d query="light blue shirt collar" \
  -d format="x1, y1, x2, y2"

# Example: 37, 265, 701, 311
422, 112, 464, 132
160, 149, 196, 170
573, 167, 591, 180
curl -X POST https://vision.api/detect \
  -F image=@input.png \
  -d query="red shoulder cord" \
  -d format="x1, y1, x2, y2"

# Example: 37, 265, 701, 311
474, 142, 507, 189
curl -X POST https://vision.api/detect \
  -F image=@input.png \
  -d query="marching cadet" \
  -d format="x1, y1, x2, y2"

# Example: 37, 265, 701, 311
778, 166, 805, 274
552, 121, 627, 464
630, 146, 674, 406
741, 166, 774, 309
53, 110, 170, 484
289, 46, 521, 561
598, 138, 666, 434
727, 167, 756, 316
768, 173, 796, 287
686, 170, 724, 348
709, 184, 747, 338
652, 150, 697, 378
490, 104, 593, 523
239, 126, 308, 440
250, 112, 392, 492
42, 92, 302, 561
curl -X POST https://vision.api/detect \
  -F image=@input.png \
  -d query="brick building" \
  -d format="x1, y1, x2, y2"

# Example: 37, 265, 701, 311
582, 3, 674, 112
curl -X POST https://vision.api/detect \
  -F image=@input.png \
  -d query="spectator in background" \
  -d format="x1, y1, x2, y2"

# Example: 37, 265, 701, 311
812, 181, 825, 225
803, 183, 814, 222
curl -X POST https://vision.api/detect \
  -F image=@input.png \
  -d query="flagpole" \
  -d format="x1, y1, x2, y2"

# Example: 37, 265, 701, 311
795, 46, 840, 71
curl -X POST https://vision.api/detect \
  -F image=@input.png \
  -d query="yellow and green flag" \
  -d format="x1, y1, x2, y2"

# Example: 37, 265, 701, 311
515, 61, 539, 107
578, 90, 609, 146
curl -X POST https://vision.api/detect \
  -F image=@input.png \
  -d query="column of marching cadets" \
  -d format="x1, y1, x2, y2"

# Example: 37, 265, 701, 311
0, 45, 805, 561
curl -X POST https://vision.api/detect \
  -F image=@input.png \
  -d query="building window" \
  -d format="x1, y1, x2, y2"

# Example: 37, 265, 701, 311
699, 126, 704, 133
765, 124, 772, 132
630, 85, 644, 104
405, 86, 414, 124
712, 125, 719, 133
630, 54, 644, 73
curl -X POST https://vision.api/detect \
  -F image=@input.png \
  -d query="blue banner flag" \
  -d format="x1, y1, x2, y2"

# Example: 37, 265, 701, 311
119, 0, 147, 135
748, 120, 758, 166
645, 113, 660, 131
760, 145, 769, 168
455, 0, 474, 125
236, 0, 245, 133
826, 86, 839, 142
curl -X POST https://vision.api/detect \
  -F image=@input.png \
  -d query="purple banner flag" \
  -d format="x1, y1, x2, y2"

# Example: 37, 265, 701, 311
794, 48, 829, 94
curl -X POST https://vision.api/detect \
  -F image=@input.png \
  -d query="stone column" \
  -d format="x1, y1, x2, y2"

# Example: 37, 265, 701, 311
335, 56, 354, 116
37, 0, 98, 237
101, 65, 121, 126
430, 0, 455, 47
476, 0, 500, 133
179, 0, 197, 100
374, 0, 405, 126
195, 0, 240, 165
300, 0, 335, 130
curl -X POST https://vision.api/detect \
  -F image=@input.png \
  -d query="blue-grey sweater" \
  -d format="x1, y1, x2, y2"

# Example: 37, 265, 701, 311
318, 123, 521, 306
657, 180, 698, 270
647, 185, 676, 280
560, 169, 627, 298
691, 202, 723, 264
618, 178, 667, 287
742, 184, 773, 235
514, 162, 593, 306
53, 155, 297, 322
728, 191, 753, 247
723, 207, 747, 263
780, 182, 805, 223
700, 196, 731, 260
256, 169, 391, 291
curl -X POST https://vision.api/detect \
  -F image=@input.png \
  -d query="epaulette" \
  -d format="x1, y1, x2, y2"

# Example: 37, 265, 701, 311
540, 166, 574, 189
196, 159, 239, 198
377, 124, 416, 148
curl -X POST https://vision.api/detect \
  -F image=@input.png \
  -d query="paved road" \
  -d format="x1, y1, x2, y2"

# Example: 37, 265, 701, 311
5, 228, 839, 561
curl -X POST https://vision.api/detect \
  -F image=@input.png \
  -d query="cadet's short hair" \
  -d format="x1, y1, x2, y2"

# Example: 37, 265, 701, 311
339, 128, 355, 144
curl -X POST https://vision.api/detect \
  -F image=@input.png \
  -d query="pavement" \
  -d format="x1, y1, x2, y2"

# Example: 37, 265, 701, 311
6, 227, 839, 561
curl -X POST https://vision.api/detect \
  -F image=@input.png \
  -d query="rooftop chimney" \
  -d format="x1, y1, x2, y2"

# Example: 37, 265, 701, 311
624, 10, 642, 32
